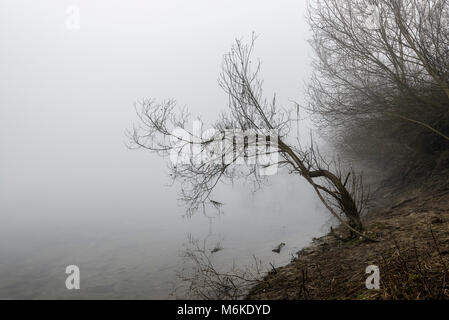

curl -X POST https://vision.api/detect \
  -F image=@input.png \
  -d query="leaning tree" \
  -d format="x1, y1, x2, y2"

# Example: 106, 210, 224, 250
128, 36, 372, 239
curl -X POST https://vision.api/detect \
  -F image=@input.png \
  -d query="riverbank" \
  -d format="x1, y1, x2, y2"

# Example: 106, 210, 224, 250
247, 174, 449, 299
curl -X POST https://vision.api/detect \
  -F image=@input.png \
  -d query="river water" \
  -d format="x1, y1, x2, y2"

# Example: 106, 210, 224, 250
0, 173, 328, 299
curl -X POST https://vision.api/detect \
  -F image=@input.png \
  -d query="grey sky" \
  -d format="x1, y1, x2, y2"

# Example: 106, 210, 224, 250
0, 0, 313, 224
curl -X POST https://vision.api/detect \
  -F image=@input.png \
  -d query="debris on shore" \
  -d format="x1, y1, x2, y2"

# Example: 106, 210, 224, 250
272, 243, 286, 254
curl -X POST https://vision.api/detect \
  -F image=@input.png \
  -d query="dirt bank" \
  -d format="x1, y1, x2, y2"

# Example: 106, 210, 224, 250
247, 175, 449, 300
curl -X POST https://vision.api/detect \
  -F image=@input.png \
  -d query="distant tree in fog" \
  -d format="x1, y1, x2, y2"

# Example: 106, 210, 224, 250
307, 0, 449, 179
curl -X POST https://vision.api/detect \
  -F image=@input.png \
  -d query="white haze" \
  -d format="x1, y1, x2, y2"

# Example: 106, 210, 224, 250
0, 0, 329, 299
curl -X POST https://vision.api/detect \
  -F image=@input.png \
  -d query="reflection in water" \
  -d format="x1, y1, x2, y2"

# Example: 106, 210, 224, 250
0, 177, 329, 299
174, 228, 263, 300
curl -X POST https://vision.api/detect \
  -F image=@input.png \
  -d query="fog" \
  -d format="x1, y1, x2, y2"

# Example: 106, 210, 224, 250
0, 0, 329, 299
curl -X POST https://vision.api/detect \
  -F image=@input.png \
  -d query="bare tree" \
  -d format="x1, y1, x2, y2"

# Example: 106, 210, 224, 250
307, 0, 449, 179
128, 36, 372, 239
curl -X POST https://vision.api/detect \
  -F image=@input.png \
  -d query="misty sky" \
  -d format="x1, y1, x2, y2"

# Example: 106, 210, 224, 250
0, 0, 314, 226
0, 1, 327, 299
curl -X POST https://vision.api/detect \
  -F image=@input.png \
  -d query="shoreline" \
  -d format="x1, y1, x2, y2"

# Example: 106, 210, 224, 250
247, 175, 449, 300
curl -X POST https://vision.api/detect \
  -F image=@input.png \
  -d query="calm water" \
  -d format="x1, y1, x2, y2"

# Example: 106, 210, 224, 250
0, 176, 328, 299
